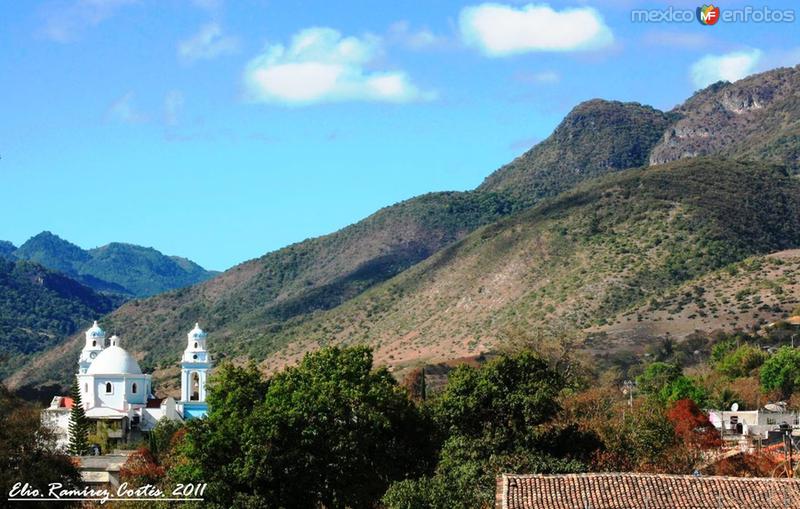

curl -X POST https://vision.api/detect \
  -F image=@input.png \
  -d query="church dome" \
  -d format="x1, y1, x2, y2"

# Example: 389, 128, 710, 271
86, 321, 105, 338
188, 323, 207, 340
86, 345, 142, 375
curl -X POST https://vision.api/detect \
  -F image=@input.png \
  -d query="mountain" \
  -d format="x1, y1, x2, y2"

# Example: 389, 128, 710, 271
0, 241, 15, 259
478, 99, 673, 206
7, 65, 800, 395
650, 64, 800, 169
247, 158, 800, 373
12, 232, 217, 297
0, 258, 119, 381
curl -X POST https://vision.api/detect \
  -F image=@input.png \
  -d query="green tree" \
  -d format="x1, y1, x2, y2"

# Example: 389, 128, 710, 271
1, 385, 80, 506
67, 376, 89, 455
384, 352, 593, 509
172, 347, 435, 509
592, 400, 678, 472
636, 362, 682, 396
147, 417, 183, 463
760, 346, 800, 396
658, 376, 708, 407
709, 387, 741, 410
714, 344, 767, 378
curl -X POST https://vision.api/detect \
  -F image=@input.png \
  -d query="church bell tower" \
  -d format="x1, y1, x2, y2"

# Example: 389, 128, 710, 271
179, 323, 212, 419
78, 321, 106, 374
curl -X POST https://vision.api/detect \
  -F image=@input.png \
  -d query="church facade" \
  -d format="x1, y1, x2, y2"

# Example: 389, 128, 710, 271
44, 321, 212, 450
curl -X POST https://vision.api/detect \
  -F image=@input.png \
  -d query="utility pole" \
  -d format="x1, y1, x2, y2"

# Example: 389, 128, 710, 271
780, 423, 794, 477
621, 380, 634, 424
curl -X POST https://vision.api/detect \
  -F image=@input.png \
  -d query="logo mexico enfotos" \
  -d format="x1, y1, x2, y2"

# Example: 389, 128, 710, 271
631, 4, 795, 23
697, 4, 720, 25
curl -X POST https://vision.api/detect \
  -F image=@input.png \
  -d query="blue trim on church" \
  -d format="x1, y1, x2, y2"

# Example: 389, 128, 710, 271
182, 402, 209, 420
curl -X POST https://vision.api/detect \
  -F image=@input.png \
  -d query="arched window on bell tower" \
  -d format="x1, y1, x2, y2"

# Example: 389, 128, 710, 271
190, 372, 200, 401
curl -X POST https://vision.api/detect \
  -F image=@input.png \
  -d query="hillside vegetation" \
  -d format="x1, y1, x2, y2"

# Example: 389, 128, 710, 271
245, 158, 800, 373
0, 259, 118, 379
8, 66, 800, 395
10, 231, 216, 297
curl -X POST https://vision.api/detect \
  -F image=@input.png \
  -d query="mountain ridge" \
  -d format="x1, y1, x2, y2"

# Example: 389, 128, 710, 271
0, 258, 120, 382
649, 64, 800, 169
10, 231, 217, 297
8, 65, 800, 395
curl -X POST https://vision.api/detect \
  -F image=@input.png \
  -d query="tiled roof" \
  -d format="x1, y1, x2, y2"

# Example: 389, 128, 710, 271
496, 473, 800, 509
146, 397, 164, 408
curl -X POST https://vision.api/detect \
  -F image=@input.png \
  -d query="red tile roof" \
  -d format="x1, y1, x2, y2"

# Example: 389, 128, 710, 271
146, 397, 164, 408
61, 397, 74, 409
496, 473, 800, 509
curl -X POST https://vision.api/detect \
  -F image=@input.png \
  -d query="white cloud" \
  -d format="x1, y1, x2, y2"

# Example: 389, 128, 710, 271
690, 49, 762, 89
178, 23, 240, 62
164, 90, 184, 126
40, 0, 137, 43
459, 3, 613, 56
107, 92, 147, 124
243, 27, 434, 105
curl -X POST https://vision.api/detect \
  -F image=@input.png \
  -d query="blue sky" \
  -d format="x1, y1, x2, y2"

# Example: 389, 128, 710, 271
1, 0, 799, 270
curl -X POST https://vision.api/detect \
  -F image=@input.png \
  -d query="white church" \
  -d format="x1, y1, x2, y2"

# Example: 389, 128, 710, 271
44, 321, 212, 450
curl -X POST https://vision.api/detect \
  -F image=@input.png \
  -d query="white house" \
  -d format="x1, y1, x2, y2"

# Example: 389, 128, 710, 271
708, 404, 799, 439
43, 321, 212, 450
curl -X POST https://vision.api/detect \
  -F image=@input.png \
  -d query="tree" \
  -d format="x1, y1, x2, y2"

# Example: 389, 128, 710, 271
147, 418, 183, 464
590, 399, 678, 472
659, 376, 708, 407
172, 347, 435, 509
666, 399, 721, 450
636, 362, 681, 396
709, 387, 741, 410
760, 346, 800, 396
384, 352, 593, 509
67, 376, 89, 455
714, 344, 767, 378
0, 385, 80, 505
120, 447, 165, 487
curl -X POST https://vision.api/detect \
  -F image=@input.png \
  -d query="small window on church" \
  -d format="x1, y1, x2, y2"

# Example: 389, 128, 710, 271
190, 372, 200, 401
132, 383, 137, 394
194, 342, 198, 349
85, 383, 88, 392
105, 382, 112, 394
92, 340, 96, 347
193, 354, 198, 360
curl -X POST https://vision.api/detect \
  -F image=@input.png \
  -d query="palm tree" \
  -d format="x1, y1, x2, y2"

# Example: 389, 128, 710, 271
711, 387, 740, 410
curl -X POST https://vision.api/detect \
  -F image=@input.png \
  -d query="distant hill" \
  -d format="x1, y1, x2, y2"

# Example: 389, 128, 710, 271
0, 258, 119, 381
650, 64, 800, 169
11, 232, 217, 297
0, 241, 15, 259
8, 65, 800, 395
